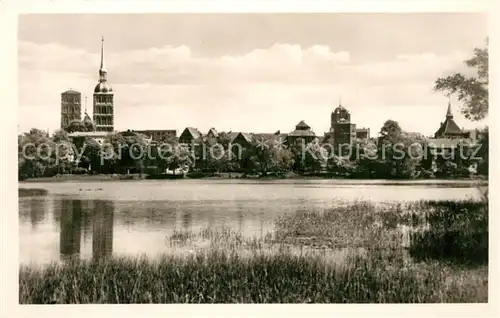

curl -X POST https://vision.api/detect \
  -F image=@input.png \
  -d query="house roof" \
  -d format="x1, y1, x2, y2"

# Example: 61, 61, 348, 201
182, 127, 202, 140
435, 102, 463, 137
239, 132, 254, 143
435, 118, 462, 137
295, 120, 311, 130
135, 129, 176, 133
288, 129, 316, 137
426, 138, 472, 148
253, 133, 276, 140
68, 131, 109, 138
207, 128, 218, 138
227, 132, 239, 143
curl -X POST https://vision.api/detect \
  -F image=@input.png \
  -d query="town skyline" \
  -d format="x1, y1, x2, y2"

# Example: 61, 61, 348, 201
18, 13, 488, 136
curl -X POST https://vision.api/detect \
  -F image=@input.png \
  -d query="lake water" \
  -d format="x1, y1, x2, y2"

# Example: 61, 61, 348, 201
19, 179, 483, 265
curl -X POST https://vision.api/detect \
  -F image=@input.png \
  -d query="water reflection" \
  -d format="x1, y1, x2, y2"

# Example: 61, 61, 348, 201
18, 195, 49, 229
19, 181, 482, 265
60, 200, 82, 260
182, 208, 192, 231
57, 199, 115, 261
92, 201, 114, 261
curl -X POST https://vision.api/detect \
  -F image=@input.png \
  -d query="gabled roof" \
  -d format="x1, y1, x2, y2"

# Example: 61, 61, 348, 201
239, 132, 254, 143
181, 127, 202, 140
227, 132, 239, 143
207, 128, 219, 138
229, 132, 254, 145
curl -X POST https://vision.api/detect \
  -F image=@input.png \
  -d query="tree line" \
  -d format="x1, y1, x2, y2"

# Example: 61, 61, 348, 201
17, 120, 488, 180
18, 39, 489, 180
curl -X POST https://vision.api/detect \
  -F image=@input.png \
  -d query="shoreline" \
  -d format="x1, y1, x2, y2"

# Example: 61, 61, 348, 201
19, 173, 488, 185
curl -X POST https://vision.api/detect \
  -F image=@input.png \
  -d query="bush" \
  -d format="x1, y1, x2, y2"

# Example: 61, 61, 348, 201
409, 198, 488, 265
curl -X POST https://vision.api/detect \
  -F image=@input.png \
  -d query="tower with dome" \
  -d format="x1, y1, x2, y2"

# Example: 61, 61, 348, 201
93, 37, 114, 132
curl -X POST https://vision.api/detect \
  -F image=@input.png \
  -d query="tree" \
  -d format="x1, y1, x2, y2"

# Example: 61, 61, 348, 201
377, 121, 425, 179
379, 120, 402, 141
65, 120, 88, 133
216, 132, 233, 148
18, 129, 56, 178
434, 38, 488, 121
161, 143, 193, 175
83, 119, 96, 133
80, 137, 102, 173
52, 129, 70, 143
101, 133, 127, 173
118, 132, 150, 175
247, 135, 293, 175
476, 127, 488, 175
347, 138, 378, 178
302, 139, 328, 173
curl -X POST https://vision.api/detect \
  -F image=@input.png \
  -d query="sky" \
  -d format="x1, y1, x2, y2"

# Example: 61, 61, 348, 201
18, 13, 488, 136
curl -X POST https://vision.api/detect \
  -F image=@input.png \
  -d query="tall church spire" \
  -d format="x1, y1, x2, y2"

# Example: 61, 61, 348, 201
446, 98, 453, 119
100, 36, 106, 72
98, 36, 107, 82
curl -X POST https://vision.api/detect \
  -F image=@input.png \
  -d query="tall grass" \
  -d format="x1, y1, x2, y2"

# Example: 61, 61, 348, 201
274, 198, 488, 267
19, 249, 487, 304
409, 191, 488, 265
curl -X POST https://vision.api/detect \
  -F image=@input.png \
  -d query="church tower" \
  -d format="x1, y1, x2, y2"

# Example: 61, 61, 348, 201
329, 101, 356, 147
60, 89, 81, 129
93, 37, 114, 132
434, 101, 464, 139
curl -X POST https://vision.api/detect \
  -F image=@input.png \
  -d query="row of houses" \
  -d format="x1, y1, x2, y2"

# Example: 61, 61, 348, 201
66, 101, 485, 162
176, 120, 317, 147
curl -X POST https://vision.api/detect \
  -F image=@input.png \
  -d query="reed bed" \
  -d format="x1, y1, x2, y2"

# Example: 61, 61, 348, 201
273, 198, 488, 265
19, 249, 487, 304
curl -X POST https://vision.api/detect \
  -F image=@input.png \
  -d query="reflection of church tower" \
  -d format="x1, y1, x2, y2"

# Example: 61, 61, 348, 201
182, 209, 193, 231
29, 196, 48, 228
92, 200, 114, 260
93, 37, 114, 132
60, 200, 82, 260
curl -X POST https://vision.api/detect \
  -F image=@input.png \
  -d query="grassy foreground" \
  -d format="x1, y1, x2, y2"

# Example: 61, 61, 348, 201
19, 192, 488, 304
19, 249, 487, 304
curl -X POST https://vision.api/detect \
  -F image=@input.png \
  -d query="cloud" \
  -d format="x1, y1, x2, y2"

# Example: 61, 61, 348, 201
18, 40, 476, 136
